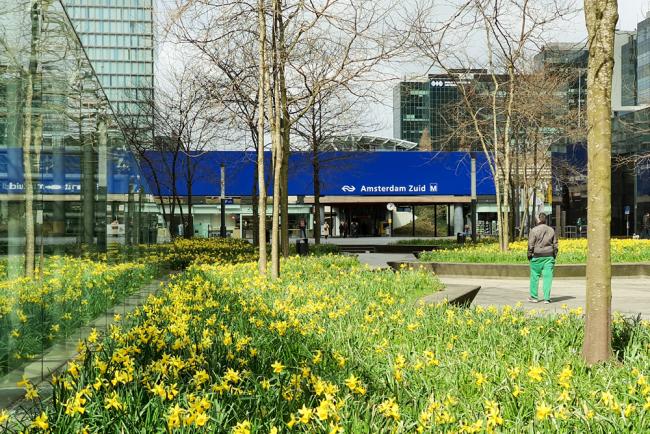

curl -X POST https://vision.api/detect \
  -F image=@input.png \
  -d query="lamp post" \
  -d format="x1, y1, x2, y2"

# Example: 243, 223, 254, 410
471, 152, 477, 243
220, 163, 226, 237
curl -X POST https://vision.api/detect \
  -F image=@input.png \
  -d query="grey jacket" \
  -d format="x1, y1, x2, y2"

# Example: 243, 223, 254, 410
527, 224, 558, 259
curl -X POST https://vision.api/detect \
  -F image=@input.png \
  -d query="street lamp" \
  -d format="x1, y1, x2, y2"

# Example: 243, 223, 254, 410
220, 163, 226, 237
470, 152, 477, 243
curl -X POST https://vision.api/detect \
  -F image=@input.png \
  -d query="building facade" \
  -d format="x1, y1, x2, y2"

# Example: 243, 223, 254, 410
393, 71, 500, 150
0, 0, 156, 268
637, 15, 650, 105
63, 0, 155, 117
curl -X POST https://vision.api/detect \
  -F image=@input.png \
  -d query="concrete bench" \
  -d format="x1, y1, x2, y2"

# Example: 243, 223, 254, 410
418, 284, 482, 307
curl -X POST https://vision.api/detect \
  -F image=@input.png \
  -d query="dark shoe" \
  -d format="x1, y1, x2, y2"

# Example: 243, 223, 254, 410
528, 298, 539, 303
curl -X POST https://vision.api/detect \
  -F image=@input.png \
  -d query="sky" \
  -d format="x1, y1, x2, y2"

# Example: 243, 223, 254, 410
155, 0, 650, 142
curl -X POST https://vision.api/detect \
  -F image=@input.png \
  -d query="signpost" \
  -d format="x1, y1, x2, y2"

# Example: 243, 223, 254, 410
625, 205, 630, 237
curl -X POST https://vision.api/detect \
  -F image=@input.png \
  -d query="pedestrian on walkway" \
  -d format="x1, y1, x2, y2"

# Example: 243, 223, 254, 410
322, 221, 330, 240
528, 213, 558, 304
299, 217, 307, 239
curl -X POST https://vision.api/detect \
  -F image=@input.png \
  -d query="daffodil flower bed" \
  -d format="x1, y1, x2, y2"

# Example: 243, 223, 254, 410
0, 256, 157, 376
419, 239, 650, 264
117, 238, 257, 270
9, 256, 650, 433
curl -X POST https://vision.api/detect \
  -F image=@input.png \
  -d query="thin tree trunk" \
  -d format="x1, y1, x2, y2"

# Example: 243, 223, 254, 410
22, 72, 35, 277
22, 0, 43, 277
270, 0, 283, 278
257, 0, 268, 274
279, 7, 290, 258
582, 0, 617, 365
252, 162, 260, 247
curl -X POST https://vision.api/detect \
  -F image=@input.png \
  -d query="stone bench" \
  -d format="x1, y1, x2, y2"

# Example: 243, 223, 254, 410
418, 284, 482, 307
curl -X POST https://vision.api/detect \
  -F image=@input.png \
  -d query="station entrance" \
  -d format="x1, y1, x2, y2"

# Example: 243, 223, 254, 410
313, 197, 470, 238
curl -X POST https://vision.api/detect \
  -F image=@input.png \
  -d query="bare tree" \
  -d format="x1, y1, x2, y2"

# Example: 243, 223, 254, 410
293, 89, 375, 244
582, 0, 617, 365
170, 0, 407, 276
410, 0, 577, 251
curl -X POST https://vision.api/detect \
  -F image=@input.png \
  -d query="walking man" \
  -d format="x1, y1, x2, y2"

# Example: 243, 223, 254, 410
528, 213, 558, 304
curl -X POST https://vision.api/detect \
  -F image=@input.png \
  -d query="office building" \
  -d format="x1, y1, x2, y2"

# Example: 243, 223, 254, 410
636, 15, 650, 105
617, 31, 638, 109
393, 71, 499, 150
63, 0, 155, 117
0, 0, 156, 263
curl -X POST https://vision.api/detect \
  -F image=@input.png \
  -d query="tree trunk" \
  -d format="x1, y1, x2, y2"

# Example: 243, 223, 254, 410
269, 0, 283, 278
582, 0, 617, 365
21, 72, 35, 277
22, 0, 43, 277
279, 15, 290, 258
257, 0, 268, 274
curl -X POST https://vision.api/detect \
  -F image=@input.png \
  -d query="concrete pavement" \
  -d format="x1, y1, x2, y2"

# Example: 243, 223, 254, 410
355, 252, 650, 319
439, 276, 650, 319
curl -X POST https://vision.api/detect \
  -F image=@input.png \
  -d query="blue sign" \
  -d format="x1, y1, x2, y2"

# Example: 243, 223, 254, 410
141, 151, 496, 197
625, 205, 631, 215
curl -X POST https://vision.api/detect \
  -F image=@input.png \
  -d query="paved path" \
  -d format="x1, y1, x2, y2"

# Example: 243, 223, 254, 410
440, 276, 650, 319
356, 253, 650, 318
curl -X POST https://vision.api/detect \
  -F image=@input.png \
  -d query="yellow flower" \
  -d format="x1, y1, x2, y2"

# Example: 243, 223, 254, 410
298, 405, 313, 424
527, 365, 545, 382
0, 410, 9, 424
344, 374, 366, 395
104, 392, 124, 411
30, 412, 49, 431
600, 390, 615, 407
378, 398, 400, 421
232, 420, 251, 434
536, 403, 552, 421
195, 412, 209, 427
271, 361, 285, 374
167, 404, 184, 430
558, 366, 573, 389
473, 371, 487, 387
512, 384, 522, 398
558, 389, 570, 402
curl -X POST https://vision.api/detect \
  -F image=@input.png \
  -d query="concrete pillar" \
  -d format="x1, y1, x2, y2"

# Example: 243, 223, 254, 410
454, 204, 464, 235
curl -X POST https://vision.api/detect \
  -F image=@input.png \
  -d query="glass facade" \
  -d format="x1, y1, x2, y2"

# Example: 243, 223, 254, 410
394, 73, 509, 151
429, 76, 461, 150
621, 35, 638, 106
0, 0, 157, 398
63, 0, 154, 117
637, 18, 650, 105
393, 81, 431, 146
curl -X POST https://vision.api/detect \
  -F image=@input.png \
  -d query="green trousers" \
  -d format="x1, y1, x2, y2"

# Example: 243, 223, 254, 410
529, 257, 555, 301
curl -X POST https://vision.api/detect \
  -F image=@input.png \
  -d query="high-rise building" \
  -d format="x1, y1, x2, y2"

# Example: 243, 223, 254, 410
393, 71, 498, 150
616, 31, 637, 108
393, 80, 431, 145
533, 42, 588, 113
636, 15, 650, 105
62, 0, 155, 117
